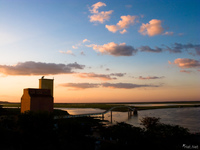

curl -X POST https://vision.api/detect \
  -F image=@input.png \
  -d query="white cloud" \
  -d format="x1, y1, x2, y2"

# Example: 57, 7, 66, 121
105, 15, 137, 34
87, 42, 137, 56
139, 19, 164, 36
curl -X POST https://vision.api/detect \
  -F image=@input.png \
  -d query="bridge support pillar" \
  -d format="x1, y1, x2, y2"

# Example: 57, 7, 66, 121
110, 110, 112, 123
128, 109, 133, 118
134, 108, 138, 115
102, 114, 104, 120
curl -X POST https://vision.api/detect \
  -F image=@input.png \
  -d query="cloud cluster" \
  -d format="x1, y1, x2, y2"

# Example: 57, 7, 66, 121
139, 43, 200, 55
163, 31, 174, 36
0, 61, 85, 75
60, 83, 100, 89
139, 46, 162, 53
82, 39, 90, 43
165, 43, 200, 55
59, 50, 75, 56
138, 76, 165, 80
75, 72, 126, 81
87, 42, 200, 57
101, 82, 160, 89
139, 19, 164, 36
88, 2, 175, 36
76, 73, 116, 81
72, 39, 91, 50
180, 70, 192, 73
60, 82, 161, 90
87, 42, 137, 56
169, 58, 200, 68
89, 2, 113, 24
105, 15, 138, 34
110, 73, 126, 77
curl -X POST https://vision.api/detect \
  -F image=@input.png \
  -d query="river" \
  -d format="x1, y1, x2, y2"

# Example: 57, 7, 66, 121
59, 107, 200, 133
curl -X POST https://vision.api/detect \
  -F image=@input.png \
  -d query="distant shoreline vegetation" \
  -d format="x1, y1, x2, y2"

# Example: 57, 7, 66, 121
1, 101, 200, 112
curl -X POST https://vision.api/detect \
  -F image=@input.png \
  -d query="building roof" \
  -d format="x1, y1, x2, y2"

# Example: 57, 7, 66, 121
24, 88, 53, 98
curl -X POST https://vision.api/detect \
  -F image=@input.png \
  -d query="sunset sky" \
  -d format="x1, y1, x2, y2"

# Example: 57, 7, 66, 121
0, 0, 200, 103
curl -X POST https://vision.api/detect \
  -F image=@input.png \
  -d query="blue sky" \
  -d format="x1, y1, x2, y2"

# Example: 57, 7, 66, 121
0, 0, 200, 102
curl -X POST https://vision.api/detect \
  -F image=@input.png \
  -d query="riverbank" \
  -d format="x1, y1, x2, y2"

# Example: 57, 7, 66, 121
2, 101, 200, 112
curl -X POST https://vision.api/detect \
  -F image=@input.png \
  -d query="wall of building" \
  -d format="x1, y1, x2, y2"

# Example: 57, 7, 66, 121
21, 89, 31, 113
39, 79, 54, 96
21, 88, 53, 113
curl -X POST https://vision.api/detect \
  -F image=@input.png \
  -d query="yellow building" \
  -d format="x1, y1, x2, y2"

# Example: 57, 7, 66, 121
21, 77, 54, 113
21, 88, 53, 113
39, 78, 54, 96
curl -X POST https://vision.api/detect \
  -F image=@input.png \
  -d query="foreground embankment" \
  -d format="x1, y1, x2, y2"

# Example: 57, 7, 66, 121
0, 108, 199, 150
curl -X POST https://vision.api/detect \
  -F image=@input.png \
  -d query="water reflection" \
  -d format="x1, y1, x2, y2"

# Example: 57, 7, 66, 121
60, 108, 105, 115
59, 107, 200, 133
127, 103, 200, 107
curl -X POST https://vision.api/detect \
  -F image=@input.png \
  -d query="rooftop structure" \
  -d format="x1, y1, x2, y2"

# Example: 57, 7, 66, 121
21, 77, 54, 113
39, 77, 54, 96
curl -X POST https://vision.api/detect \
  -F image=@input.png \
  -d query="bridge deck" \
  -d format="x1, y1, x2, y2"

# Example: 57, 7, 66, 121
54, 106, 136, 119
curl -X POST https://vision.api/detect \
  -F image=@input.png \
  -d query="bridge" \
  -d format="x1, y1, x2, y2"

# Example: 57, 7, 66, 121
54, 106, 138, 123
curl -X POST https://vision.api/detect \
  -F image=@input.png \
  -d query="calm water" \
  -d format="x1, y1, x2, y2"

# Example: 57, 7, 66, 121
60, 107, 200, 133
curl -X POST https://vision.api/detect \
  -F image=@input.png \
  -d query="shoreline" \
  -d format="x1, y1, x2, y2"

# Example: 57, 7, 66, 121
2, 102, 200, 112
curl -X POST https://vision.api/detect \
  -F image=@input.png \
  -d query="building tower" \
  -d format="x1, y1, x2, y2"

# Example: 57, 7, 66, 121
39, 77, 54, 97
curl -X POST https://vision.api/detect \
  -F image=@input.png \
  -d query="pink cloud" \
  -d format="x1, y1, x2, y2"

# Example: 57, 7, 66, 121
101, 82, 160, 89
89, 2, 106, 14
59, 50, 75, 56
89, 2, 113, 24
105, 15, 137, 34
82, 39, 90, 43
139, 19, 164, 36
163, 31, 174, 36
0, 61, 85, 75
87, 42, 137, 56
120, 29, 127, 34
59, 82, 161, 90
60, 83, 100, 90
76, 73, 115, 81
169, 58, 200, 68
90, 10, 113, 23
